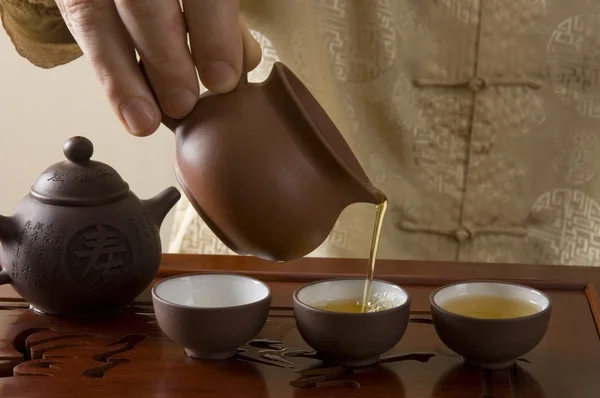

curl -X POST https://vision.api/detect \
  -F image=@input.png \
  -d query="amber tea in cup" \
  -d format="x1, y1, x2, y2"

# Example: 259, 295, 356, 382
293, 279, 411, 367
440, 294, 541, 319
312, 291, 403, 313
430, 281, 552, 369
313, 298, 370, 313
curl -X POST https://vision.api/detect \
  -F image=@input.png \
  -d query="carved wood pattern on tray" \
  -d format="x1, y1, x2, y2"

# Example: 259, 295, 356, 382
11, 329, 147, 378
0, 306, 536, 394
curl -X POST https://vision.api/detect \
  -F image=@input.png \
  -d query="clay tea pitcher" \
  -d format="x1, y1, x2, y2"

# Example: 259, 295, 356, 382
0, 136, 181, 316
161, 62, 382, 261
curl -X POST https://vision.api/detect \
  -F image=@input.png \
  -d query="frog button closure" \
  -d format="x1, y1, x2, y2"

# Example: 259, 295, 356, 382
468, 77, 487, 92
473, 142, 492, 154
454, 225, 475, 242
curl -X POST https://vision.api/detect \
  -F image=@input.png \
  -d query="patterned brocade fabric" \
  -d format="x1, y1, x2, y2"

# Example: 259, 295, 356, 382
3, 0, 600, 266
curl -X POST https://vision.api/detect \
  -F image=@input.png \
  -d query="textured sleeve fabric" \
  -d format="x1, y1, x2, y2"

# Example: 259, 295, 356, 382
0, 0, 82, 68
0, 0, 266, 69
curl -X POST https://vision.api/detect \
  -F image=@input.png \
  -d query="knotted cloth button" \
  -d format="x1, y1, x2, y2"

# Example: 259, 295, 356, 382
454, 226, 474, 242
468, 77, 487, 92
473, 142, 492, 154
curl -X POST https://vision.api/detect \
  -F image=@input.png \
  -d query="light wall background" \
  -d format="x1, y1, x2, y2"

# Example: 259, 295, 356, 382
0, 32, 180, 248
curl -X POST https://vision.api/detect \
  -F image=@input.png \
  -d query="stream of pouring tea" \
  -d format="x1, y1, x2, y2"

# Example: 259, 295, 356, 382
360, 191, 388, 312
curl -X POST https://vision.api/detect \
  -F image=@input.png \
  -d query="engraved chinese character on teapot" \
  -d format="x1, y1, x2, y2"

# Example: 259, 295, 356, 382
0, 136, 181, 316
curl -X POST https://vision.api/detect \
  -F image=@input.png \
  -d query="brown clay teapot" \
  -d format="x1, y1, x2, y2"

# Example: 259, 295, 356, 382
161, 62, 382, 261
0, 136, 181, 316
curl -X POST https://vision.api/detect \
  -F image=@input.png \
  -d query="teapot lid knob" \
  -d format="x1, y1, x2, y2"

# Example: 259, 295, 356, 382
30, 136, 130, 206
64, 136, 94, 163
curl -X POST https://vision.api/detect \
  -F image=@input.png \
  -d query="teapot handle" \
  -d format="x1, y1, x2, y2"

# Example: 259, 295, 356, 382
0, 214, 13, 285
0, 268, 9, 286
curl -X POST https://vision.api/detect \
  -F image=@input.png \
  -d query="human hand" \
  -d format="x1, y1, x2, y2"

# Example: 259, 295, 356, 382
55, 0, 262, 136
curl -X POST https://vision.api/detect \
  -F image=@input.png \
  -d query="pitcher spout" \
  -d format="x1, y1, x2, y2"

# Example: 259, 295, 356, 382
342, 178, 386, 207
142, 187, 182, 227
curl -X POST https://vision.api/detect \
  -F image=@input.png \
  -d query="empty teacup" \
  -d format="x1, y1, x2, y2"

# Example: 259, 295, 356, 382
293, 278, 410, 367
430, 281, 552, 369
152, 273, 271, 360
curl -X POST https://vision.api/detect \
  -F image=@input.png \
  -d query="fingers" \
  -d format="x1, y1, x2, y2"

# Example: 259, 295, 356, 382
56, 0, 160, 136
183, 0, 243, 93
239, 16, 263, 72
115, 0, 199, 119
57, 0, 264, 137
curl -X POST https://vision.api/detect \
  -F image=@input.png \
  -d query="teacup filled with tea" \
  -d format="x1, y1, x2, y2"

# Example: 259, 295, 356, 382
293, 278, 410, 367
430, 281, 552, 369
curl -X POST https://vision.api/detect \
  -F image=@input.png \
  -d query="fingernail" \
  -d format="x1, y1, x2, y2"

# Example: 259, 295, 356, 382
120, 98, 157, 135
163, 88, 198, 118
201, 61, 237, 92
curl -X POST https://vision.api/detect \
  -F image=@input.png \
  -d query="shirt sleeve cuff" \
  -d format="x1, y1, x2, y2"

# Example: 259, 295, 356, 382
0, 0, 82, 68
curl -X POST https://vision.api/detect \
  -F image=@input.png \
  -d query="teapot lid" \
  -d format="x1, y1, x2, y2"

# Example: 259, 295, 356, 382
30, 136, 130, 206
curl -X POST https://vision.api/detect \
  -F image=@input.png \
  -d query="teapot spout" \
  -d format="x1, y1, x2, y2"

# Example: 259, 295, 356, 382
142, 187, 182, 227
0, 215, 18, 243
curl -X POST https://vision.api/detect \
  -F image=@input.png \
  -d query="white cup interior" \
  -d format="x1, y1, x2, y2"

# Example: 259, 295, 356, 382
296, 279, 408, 308
433, 282, 549, 312
154, 274, 269, 308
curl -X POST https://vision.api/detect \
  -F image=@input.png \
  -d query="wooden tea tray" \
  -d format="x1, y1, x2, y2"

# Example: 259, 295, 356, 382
1, 254, 599, 397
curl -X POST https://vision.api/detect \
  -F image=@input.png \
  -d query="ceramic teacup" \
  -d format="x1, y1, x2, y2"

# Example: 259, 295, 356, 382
152, 273, 271, 360
293, 278, 410, 367
430, 281, 552, 369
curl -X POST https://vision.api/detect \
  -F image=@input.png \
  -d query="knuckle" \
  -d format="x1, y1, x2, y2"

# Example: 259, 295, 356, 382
114, 0, 152, 11
95, 69, 124, 103
114, 0, 184, 68
139, 38, 188, 70
61, 0, 108, 26
143, 51, 181, 70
